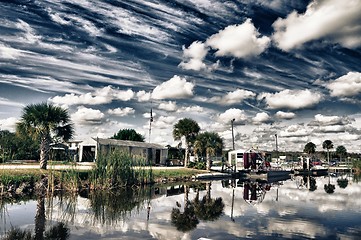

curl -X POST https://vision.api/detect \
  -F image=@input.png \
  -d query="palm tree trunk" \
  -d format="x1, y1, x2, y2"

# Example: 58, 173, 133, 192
40, 135, 50, 170
184, 140, 189, 167
35, 195, 46, 240
327, 149, 330, 166
206, 152, 211, 171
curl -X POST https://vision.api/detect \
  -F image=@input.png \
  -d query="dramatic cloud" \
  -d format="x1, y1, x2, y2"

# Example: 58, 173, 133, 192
259, 89, 323, 110
179, 41, 208, 71
49, 86, 134, 106
206, 19, 270, 58
71, 106, 105, 125
275, 111, 296, 120
152, 75, 194, 99
252, 112, 271, 124
107, 107, 135, 116
218, 108, 248, 124
211, 89, 256, 105
308, 114, 353, 126
273, 0, 361, 51
158, 101, 177, 112
326, 72, 361, 97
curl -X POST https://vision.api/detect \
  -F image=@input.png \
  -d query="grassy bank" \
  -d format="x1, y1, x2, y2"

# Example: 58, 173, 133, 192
0, 166, 205, 197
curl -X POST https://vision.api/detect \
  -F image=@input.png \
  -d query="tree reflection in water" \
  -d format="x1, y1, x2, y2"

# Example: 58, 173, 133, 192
337, 178, 349, 189
324, 175, 335, 194
171, 182, 224, 232
89, 186, 152, 225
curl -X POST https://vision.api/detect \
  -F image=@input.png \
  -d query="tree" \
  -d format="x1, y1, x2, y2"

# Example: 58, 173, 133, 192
193, 182, 224, 221
194, 132, 223, 171
335, 145, 347, 162
304, 142, 316, 155
111, 129, 145, 142
0, 130, 39, 161
173, 118, 200, 167
322, 140, 333, 166
16, 103, 74, 169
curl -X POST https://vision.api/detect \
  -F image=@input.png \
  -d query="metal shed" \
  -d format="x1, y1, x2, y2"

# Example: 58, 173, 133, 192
78, 138, 168, 165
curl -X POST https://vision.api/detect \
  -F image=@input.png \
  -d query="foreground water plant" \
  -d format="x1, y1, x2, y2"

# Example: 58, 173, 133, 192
91, 150, 153, 189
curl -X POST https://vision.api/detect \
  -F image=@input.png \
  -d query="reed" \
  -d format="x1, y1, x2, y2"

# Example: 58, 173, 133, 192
90, 150, 153, 189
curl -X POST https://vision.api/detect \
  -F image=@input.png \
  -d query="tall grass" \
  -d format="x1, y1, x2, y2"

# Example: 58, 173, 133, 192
91, 150, 153, 189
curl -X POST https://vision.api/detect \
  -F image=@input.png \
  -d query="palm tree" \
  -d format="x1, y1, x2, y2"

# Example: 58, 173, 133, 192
173, 118, 200, 167
194, 132, 223, 171
335, 145, 347, 162
322, 140, 333, 166
193, 182, 224, 221
304, 142, 316, 155
16, 103, 74, 169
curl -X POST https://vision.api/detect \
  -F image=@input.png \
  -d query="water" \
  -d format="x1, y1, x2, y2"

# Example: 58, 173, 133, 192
1, 174, 360, 240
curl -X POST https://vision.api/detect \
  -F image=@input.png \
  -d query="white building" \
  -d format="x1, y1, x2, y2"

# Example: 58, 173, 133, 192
78, 138, 168, 165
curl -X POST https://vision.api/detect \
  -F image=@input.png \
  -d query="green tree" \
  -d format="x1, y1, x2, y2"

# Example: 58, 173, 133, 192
194, 132, 223, 171
173, 118, 200, 167
16, 103, 74, 169
111, 128, 145, 142
335, 145, 347, 162
322, 140, 333, 166
304, 142, 316, 155
0, 130, 39, 161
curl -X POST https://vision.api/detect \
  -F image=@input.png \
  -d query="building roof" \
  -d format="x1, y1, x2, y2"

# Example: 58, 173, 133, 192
93, 138, 167, 149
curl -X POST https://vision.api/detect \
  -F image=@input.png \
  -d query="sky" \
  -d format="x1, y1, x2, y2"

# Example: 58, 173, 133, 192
0, 0, 361, 152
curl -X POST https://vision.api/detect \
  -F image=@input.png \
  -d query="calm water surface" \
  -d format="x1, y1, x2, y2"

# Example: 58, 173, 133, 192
1, 173, 360, 240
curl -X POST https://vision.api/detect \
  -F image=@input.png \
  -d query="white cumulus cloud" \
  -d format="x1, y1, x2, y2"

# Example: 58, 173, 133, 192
309, 114, 353, 126
275, 111, 296, 119
272, 0, 361, 51
252, 112, 271, 124
326, 72, 361, 97
49, 86, 134, 106
259, 89, 323, 110
158, 101, 177, 112
206, 19, 270, 58
136, 90, 152, 102
218, 108, 248, 124
0, 117, 18, 131
152, 75, 194, 99
211, 89, 256, 105
71, 106, 105, 125
280, 124, 310, 137
179, 41, 208, 71
177, 105, 204, 113
107, 107, 135, 116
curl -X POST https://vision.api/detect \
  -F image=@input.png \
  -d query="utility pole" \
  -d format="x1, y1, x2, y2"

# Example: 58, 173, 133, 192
275, 134, 279, 164
149, 108, 153, 143
231, 119, 235, 150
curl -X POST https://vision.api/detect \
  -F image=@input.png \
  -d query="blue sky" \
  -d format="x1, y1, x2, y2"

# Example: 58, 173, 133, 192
0, 0, 361, 152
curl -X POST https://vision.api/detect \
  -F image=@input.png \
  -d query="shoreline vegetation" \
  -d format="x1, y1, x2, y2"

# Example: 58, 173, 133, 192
1, 149, 360, 199
0, 150, 207, 199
